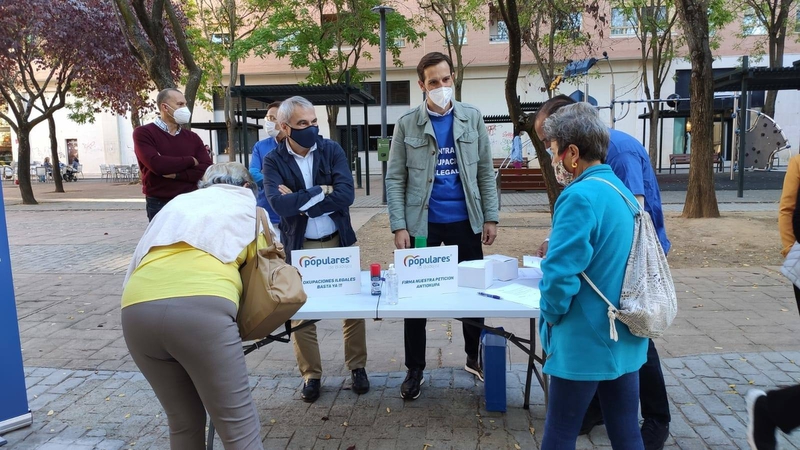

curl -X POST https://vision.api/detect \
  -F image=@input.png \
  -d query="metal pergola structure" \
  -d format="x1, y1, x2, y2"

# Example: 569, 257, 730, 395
713, 58, 800, 197
229, 76, 377, 194
482, 102, 545, 125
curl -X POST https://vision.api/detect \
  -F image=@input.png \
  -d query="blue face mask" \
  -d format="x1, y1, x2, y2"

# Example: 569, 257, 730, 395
288, 125, 319, 149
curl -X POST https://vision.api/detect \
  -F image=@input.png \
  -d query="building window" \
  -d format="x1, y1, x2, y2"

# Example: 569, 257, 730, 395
743, 8, 766, 35
490, 20, 509, 42
795, 9, 799, 33
445, 21, 467, 45
611, 8, 637, 36
361, 81, 411, 106
556, 12, 583, 33
210, 33, 229, 45
394, 38, 406, 48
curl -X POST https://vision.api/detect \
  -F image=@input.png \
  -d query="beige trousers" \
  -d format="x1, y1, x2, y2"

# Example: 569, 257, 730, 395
292, 235, 368, 380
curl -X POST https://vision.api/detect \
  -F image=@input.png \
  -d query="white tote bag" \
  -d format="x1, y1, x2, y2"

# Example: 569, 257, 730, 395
581, 177, 678, 341
780, 242, 800, 289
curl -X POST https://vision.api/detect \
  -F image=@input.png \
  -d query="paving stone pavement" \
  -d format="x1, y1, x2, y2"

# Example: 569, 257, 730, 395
2, 180, 800, 449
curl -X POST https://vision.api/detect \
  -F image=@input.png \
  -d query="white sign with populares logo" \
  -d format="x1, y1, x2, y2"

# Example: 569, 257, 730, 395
394, 245, 458, 298
292, 247, 361, 297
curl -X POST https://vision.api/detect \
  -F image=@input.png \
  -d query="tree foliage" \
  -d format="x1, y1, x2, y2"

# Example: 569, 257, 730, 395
612, 0, 679, 169
496, 0, 606, 214
519, 0, 602, 100
0, 0, 150, 204
112, 0, 203, 111
251, 0, 423, 153
185, 0, 272, 160
737, 0, 798, 117
418, 0, 485, 101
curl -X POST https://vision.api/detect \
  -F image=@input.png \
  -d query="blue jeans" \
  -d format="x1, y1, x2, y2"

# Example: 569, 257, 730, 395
542, 372, 644, 450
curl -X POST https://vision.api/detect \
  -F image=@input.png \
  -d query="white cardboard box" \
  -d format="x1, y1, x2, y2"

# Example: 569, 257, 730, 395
484, 254, 519, 281
458, 259, 494, 289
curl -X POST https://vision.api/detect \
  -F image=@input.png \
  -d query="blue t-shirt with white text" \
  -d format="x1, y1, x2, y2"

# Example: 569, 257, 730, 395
428, 113, 468, 223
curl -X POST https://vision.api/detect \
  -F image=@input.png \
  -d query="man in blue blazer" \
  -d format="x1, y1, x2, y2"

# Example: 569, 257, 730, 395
263, 96, 367, 404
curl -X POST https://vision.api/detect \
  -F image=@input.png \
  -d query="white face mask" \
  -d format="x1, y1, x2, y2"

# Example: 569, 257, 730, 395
427, 86, 453, 110
264, 121, 280, 138
167, 105, 192, 125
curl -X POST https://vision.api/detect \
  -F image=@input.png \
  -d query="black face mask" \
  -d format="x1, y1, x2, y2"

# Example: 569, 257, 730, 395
288, 125, 319, 149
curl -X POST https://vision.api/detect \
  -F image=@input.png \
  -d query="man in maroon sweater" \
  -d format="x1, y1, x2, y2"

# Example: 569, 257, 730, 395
133, 88, 212, 221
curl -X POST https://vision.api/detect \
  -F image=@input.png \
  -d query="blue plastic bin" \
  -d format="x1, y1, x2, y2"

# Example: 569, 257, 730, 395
481, 328, 507, 412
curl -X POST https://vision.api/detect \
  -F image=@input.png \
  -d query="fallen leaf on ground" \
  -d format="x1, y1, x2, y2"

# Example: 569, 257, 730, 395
270, 419, 276, 424
386, 407, 391, 413
515, 444, 521, 449
530, 427, 535, 435
124, 413, 130, 419
47, 410, 54, 416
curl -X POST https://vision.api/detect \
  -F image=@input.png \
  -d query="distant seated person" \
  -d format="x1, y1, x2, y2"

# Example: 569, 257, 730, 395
72, 157, 80, 170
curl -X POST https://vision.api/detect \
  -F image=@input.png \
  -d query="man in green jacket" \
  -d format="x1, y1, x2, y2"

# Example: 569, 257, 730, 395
386, 51, 499, 400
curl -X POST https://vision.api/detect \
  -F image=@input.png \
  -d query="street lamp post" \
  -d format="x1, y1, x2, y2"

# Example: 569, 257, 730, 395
371, 5, 394, 204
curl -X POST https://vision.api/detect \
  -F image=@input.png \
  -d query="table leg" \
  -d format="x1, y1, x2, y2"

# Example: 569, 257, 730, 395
523, 317, 535, 410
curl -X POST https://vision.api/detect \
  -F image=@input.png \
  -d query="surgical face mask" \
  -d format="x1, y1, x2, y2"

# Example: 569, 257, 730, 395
265, 121, 280, 138
552, 154, 575, 187
166, 104, 192, 124
427, 86, 453, 110
288, 125, 319, 149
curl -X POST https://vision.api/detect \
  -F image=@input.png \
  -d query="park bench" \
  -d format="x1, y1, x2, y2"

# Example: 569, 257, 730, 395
669, 153, 723, 174
498, 167, 547, 191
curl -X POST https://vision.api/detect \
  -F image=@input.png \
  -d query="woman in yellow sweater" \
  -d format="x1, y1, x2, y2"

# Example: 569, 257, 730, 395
778, 154, 800, 317
122, 162, 271, 450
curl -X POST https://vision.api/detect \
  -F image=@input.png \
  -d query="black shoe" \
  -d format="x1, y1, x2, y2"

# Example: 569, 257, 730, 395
746, 389, 777, 450
464, 357, 484, 382
641, 418, 670, 450
351, 368, 370, 395
578, 413, 604, 436
301, 379, 321, 403
400, 368, 425, 400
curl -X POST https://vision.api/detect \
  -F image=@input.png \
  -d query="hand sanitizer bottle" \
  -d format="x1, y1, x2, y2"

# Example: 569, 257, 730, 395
386, 264, 398, 305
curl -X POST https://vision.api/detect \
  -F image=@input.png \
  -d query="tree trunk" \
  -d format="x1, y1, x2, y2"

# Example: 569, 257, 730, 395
226, 61, 239, 162
498, 0, 560, 215
762, 35, 784, 118
647, 108, 660, 172
326, 104, 342, 145
48, 115, 65, 193
16, 126, 37, 205
676, 0, 719, 218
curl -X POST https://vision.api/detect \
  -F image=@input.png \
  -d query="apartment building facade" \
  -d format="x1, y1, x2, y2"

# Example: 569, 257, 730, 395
3, 2, 799, 176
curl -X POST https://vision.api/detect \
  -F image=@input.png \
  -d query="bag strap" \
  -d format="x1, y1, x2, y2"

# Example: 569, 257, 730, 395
255, 207, 274, 248
580, 271, 620, 342
585, 176, 640, 216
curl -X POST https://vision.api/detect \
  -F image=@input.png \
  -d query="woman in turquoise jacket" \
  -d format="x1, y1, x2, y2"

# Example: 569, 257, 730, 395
538, 102, 648, 449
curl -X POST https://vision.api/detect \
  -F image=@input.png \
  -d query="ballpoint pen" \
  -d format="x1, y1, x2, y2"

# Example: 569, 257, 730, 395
478, 291, 501, 300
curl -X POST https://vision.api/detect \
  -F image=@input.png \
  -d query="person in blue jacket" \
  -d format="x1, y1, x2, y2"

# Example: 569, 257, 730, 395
538, 102, 648, 449
250, 101, 284, 241
535, 95, 672, 450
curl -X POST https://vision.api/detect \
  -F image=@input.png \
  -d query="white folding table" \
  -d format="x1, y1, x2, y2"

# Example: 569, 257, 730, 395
243, 273, 545, 407
209, 274, 546, 449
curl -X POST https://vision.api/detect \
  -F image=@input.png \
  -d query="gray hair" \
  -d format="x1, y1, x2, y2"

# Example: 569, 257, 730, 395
156, 88, 181, 106
198, 162, 256, 196
277, 96, 315, 125
542, 102, 608, 163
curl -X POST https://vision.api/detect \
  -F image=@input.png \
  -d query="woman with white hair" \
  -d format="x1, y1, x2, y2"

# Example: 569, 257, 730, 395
538, 103, 648, 449
121, 162, 272, 450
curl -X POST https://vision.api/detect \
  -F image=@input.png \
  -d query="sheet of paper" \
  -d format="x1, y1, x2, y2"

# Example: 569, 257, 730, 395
482, 283, 540, 309
518, 267, 543, 279
523, 255, 543, 268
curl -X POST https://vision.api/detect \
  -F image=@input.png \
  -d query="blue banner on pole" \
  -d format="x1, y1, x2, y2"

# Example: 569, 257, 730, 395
0, 182, 32, 434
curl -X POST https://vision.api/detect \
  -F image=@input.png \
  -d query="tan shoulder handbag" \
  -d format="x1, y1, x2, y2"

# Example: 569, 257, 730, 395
237, 208, 307, 341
